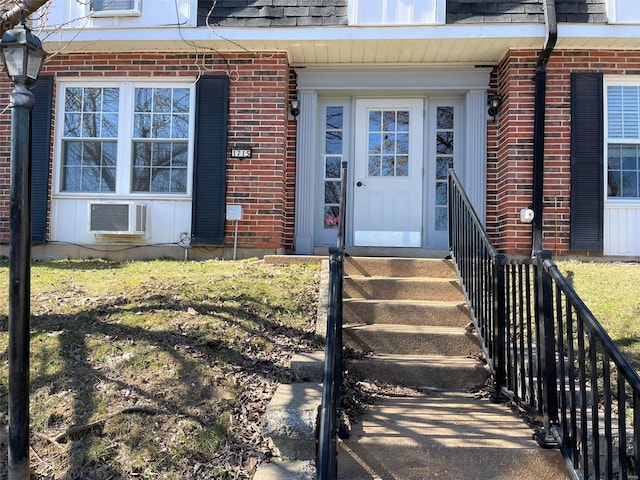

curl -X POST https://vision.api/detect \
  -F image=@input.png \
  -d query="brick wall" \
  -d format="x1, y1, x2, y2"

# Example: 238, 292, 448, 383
489, 49, 640, 256
0, 51, 294, 250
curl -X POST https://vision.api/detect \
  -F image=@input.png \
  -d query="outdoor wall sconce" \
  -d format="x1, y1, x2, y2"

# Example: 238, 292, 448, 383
290, 99, 300, 118
487, 94, 503, 120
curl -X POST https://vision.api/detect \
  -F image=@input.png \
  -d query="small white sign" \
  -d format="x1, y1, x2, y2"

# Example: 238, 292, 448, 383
226, 205, 243, 221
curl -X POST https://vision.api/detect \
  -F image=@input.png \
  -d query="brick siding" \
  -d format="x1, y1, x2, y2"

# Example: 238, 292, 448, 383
489, 49, 640, 255
0, 51, 295, 250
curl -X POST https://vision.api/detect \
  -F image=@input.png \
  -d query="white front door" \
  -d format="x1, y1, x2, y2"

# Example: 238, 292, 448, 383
353, 99, 424, 247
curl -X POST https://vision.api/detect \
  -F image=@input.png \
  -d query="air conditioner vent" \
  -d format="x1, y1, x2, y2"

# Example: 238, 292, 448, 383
89, 202, 147, 235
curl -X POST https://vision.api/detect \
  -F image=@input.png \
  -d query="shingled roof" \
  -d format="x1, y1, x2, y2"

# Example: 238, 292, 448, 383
197, 0, 608, 28
198, 0, 349, 27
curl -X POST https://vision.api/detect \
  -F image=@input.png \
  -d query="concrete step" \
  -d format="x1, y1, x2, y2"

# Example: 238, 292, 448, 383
343, 298, 470, 326
338, 390, 570, 479
344, 277, 464, 301
289, 351, 325, 382
344, 324, 481, 356
345, 256, 457, 278
262, 383, 322, 461
253, 460, 315, 480
346, 354, 489, 390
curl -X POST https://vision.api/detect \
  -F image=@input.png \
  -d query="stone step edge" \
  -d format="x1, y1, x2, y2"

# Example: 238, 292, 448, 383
262, 382, 323, 461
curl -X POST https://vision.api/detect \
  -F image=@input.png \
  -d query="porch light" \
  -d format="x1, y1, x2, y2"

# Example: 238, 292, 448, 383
487, 94, 503, 120
290, 98, 300, 118
0, 14, 46, 86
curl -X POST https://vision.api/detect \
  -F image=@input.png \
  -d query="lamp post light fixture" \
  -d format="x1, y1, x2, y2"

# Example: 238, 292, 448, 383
0, 13, 46, 480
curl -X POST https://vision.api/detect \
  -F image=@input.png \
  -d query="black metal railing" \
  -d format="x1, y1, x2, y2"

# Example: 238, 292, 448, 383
449, 170, 640, 479
317, 161, 347, 480
448, 170, 507, 388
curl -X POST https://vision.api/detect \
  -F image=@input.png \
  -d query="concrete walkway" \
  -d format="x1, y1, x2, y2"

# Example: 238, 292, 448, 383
339, 390, 569, 479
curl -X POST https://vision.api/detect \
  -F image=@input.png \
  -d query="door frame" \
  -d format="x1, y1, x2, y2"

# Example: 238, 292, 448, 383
294, 66, 490, 255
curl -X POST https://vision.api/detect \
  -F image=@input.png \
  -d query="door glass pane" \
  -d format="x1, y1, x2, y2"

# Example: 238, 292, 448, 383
323, 106, 344, 229
435, 106, 454, 231
367, 109, 410, 177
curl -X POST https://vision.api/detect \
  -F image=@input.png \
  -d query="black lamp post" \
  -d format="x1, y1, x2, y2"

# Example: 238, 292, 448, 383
0, 14, 46, 480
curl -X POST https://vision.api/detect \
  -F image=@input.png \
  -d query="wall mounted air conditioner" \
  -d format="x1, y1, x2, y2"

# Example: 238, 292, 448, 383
89, 202, 147, 235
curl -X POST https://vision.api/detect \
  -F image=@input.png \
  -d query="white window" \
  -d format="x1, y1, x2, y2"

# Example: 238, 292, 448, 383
90, 0, 141, 16
607, 0, 640, 23
349, 0, 444, 25
606, 82, 640, 199
57, 82, 194, 196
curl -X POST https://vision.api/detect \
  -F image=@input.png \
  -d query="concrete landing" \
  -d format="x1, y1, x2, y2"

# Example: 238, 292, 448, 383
339, 390, 570, 480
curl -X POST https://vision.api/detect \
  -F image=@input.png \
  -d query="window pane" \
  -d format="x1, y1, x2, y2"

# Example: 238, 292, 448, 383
608, 142, 640, 198
437, 106, 454, 129
608, 85, 640, 139
132, 167, 150, 191
134, 113, 152, 138
132, 141, 188, 193
437, 132, 454, 154
325, 181, 341, 204
326, 131, 343, 155
325, 157, 341, 179
353, 0, 437, 24
437, 157, 453, 180
173, 88, 190, 113
324, 206, 340, 229
382, 133, 395, 154
172, 114, 189, 138
134, 87, 191, 141
326, 107, 343, 130
396, 156, 408, 176
170, 169, 187, 193
368, 156, 381, 176
382, 156, 395, 176
92, 0, 135, 11
622, 170, 638, 197
64, 113, 81, 137
135, 88, 153, 112
62, 140, 116, 192
151, 169, 171, 192
614, 0, 640, 22
435, 207, 447, 231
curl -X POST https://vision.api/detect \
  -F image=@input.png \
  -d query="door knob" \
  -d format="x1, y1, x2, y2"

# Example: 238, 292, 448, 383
356, 181, 366, 187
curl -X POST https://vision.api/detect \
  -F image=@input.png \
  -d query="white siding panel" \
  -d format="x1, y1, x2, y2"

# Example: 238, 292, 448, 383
604, 205, 640, 255
51, 198, 192, 245
37, 0, 195, 30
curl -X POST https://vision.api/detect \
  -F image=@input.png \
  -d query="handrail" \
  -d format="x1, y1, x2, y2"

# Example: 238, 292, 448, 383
317, 161, 347, 479
448, 168, 640, 479
448, 170, 507, 388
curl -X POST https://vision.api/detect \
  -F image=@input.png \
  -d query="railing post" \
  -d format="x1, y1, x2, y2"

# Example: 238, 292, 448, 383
534, 250, 560, 448
492, 253, 508, 395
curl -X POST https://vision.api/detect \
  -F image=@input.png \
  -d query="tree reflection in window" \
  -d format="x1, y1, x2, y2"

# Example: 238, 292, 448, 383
62, 86, 119, 192
368, 109, 409, 177
324, 107, 343, 229
131, 88, 190, 193
435, 106, 454, 231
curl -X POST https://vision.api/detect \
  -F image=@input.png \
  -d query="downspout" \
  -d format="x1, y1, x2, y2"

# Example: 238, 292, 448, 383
531, 0, 557, 255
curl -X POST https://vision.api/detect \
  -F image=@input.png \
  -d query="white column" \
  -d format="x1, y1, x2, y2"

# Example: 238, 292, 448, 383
463, 90, 488, 225
294, 90, 317, 254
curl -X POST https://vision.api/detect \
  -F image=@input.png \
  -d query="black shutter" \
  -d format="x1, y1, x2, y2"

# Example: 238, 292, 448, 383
570, 72, 603, 252
31, 75, 53, 244
191, 75, 229, 245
